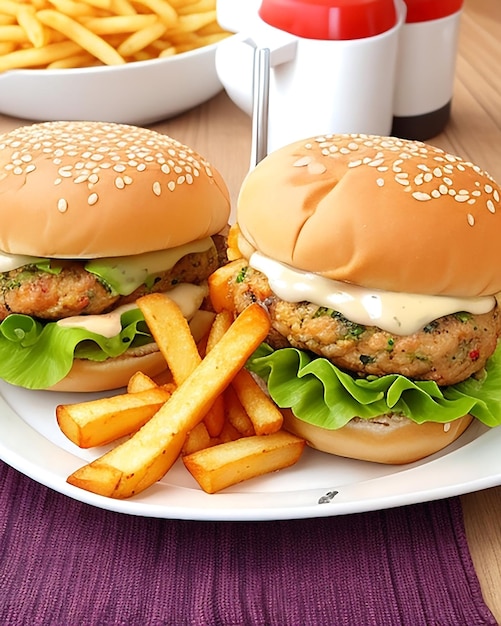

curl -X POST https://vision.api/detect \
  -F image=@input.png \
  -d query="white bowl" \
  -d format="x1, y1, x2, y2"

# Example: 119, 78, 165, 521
0, 42, 223, 125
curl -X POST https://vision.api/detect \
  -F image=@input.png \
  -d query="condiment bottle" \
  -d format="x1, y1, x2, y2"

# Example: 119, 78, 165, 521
216, 0, 406, 154
391, 0, 464, 140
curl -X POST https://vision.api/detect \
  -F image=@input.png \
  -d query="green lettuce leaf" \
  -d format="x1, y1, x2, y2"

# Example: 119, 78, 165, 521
246, 343, 501, 429
0, 309, 152, 389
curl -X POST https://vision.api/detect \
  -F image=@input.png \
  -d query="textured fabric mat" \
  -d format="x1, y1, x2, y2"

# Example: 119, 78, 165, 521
0, 460, 496, 626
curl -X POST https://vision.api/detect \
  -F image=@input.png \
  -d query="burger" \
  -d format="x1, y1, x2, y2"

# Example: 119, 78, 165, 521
225, 134, 501, 464
0, 121, 230, 392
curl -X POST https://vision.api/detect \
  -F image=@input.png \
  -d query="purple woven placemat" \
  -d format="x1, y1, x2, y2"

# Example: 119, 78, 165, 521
0, 460, 496, 626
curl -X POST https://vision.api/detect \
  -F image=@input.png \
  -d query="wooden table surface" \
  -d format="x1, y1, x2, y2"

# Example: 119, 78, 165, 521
0, 0, 500, 620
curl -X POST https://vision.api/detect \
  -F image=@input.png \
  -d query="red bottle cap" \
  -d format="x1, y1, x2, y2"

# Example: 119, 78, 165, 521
258, 0, 398, 40
402, 0, 464, 23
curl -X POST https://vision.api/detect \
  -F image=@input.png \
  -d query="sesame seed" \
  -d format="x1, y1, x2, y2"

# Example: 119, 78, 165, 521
152, 181, 161, 196
487, 199, 496, 213
57, 198, 68, 212
0, 121, 217, 212
308, 162, 327, 175
88, 193, 98, 205
412, 191, 432, 201
376, 178, 384, 187
467, 213, 475, 226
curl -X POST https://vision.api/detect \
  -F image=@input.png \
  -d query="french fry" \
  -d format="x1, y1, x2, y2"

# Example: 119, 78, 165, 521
0, 0, 230, 71
116, 19, 166, 56
224, 385, 255, 437
82, 14, 159, 35
200, 309, 233, 437
182, 421, 212, 456
217, 419, 242, 444
17, 5, 49, 48
36, 9, 126, 64
67, 302, 271, 498
226, 224, 242, 261
0, 39, 81, 71
203, 394, 225, 438
56, 385, 173, 448
183, 431, 306, 494
208, 259, 247, 313
127, 370, 158, 393
137, 293, 200, 387
138, 293, 223, 437
205, 309, 233, 353
132, 0, 178, 28
231, 368, 284, 436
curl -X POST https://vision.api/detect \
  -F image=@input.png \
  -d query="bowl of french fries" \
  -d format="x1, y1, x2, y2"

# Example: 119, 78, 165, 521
0, 0, 231, 124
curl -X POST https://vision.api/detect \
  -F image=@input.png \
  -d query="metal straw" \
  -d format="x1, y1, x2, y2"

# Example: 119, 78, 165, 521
250, 46, 270, 169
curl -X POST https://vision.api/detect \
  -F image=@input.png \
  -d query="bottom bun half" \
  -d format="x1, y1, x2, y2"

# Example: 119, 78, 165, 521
282, 410, 473, 465
48, 343, 168, 393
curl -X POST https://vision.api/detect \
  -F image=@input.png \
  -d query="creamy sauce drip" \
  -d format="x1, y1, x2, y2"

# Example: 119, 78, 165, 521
56, 283, 208, 338
0, 252, 43, 272
250, 252, 495, 335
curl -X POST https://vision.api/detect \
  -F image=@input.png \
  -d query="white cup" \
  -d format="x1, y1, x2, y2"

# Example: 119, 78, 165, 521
216, 0, 406, 154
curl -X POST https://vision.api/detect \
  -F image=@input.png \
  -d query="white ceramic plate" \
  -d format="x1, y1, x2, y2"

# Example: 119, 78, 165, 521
1, 380, 500, 520
0, 42, 223, 125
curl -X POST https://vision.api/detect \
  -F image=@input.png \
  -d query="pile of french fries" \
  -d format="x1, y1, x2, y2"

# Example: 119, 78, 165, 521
0, 0, 230, 72
57, 292, 305, 498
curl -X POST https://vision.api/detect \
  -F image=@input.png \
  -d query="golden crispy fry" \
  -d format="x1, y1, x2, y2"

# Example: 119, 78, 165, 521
110, 0, 136, 15
203, 394, 225, 438
81, 0, 112, 9
224, 385, 255, 437
0, 0, 22, 16
0, 25, 31, 43
171, 10, 216, 34
127, 370, 158, 393
182, 421, 212, 456
46, 50, 95, 66
116, 19, 165, 56
231, 368, 284, 436
183, 431, 306, 494
0, 41, 16, 53
17, 5, 49, 47
208, 259, 247, 313
67, 303, 271, 499
0, 39, 81, 70
0, 0, 229, 70
133, 0, 178, 27
199, 309, 233, 437
56, 385, 174, 448
82, 14, 158, 34
137, 293, 200, 387
217, 419, 242, 444
37, 9, 126, 64
176, 0, 214, 15
226, 224, 242, 261
205, 309, 233, 353
47, 0, 99, 18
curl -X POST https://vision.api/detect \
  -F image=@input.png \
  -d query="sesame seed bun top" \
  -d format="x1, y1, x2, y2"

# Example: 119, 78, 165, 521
0, 121, 230, 258
237, 134, 501, 297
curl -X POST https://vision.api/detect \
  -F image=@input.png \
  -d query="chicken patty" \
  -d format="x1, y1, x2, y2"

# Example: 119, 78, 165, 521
229, 264, 501, 387
0, 240, 222, 321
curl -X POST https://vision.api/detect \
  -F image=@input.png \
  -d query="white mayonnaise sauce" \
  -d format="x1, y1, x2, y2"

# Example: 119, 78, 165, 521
56, 283, 208, 338
250, 251, 495, 335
